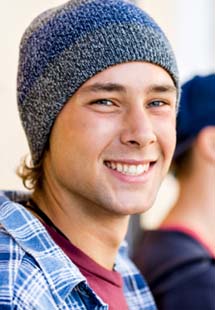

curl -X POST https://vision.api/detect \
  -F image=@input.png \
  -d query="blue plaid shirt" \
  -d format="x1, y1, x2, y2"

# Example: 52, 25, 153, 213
0, 191, 156, 310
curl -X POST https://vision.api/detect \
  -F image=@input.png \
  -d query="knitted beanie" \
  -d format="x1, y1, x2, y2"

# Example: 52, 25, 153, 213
174, 73, 215, 157
17, 0, 179, 164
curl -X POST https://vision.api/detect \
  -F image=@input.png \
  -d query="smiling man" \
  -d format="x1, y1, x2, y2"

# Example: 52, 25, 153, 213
0, 0, 179, 309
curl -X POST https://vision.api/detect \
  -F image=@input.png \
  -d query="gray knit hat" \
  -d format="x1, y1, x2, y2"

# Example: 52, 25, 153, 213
17, 0, 179, 164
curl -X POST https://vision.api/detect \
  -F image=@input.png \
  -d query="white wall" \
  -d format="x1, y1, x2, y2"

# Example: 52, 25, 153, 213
137, 0, 215, 227
0, 0, 214, 197
138, 0, 215, 81
0, 1, 66, 189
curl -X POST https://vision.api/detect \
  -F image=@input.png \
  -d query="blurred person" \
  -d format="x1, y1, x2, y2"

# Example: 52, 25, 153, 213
133, 74, 215, 310
0, 0, 180, 309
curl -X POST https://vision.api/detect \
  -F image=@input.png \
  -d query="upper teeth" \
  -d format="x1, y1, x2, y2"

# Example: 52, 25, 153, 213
106, 162, 150, 176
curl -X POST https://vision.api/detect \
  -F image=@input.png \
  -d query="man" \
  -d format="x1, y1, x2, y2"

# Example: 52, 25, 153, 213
133, 74, 215, 310
0, 0, 179, 309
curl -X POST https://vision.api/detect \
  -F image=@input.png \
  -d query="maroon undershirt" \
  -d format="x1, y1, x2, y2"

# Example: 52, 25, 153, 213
43, 222, 128, 310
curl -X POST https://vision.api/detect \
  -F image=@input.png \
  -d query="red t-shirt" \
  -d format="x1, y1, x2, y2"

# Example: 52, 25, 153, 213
43, 223, 128, 310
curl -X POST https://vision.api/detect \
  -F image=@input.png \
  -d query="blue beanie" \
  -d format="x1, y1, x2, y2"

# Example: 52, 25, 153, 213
17, 0, 179, 164
175, 73, 215, 157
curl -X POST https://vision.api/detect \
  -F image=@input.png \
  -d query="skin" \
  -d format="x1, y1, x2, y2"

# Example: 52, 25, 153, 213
162, 126, 215, 255
34, 61, 177, 269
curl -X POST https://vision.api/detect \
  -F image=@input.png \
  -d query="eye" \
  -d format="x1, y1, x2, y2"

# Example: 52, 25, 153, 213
91, 99, 114, 106
147, 100, 167, 108
88, 98, 119, 113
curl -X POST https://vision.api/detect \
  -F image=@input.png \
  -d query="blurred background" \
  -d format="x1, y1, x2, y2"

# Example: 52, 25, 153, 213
0, 0, 214, 227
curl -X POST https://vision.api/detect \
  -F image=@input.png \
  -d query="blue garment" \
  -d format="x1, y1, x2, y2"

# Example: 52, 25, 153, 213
133, 229, 215, 310
0, 191, 156, 310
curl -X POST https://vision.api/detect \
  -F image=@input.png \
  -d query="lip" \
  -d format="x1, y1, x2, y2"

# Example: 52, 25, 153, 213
104, 159, 156, 165
104, 159, 156, 184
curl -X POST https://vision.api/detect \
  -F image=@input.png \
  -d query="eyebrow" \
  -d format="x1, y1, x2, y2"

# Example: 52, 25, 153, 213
146, 84, 177, 95
80, 82, 177, 95
80, 82, 127, 94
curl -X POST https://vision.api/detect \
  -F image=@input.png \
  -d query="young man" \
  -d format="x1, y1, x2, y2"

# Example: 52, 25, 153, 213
0, 0, 179, 309
133, 74, 215, 310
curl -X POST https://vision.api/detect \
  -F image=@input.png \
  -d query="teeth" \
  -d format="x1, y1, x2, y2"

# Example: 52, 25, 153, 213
116, 163, 123, 172
128, 165, 136, 174
137, 164, 145, 174
123, 165, 128, 173
106, 161, 150, 176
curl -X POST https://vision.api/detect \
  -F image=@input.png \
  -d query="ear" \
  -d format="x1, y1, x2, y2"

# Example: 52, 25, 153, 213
195, 126, 215, 163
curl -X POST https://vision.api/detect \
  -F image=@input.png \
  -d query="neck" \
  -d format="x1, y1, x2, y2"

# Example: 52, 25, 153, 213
161, 170, 215, 255
32, 187, 129, 270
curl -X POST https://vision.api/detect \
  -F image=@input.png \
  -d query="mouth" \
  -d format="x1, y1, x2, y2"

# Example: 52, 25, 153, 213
104, 160, 154, 176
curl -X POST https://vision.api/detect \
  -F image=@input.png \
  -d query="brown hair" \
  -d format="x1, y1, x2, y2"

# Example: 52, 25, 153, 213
17, 155, 44, 191
171, 147, 193, 179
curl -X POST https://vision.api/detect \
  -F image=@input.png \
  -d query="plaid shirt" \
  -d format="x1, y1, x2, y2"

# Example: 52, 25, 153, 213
0, 191, 157, 310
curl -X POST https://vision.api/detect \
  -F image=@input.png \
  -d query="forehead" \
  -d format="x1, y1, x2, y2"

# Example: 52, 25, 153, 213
78, 61, 176, 94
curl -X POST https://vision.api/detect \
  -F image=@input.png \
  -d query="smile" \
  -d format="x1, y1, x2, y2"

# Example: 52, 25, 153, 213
104, 161, 150, 176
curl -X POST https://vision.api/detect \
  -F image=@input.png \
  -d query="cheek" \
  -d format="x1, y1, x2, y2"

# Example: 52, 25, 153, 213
156, 117, 176, 157
167, 129, 176, 159
72, 115, 120, 152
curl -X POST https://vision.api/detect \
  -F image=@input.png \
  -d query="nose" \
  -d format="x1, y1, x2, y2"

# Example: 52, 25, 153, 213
120, 107, 157, 148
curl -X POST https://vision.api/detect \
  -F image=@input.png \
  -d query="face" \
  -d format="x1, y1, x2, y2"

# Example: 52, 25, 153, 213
44, 62, 177, 217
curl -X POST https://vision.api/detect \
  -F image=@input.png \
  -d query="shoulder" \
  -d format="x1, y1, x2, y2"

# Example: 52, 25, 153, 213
133, 230, 215, 310
0, 227, 50, 309
134, 229, 215, 289
0, 226, 25, 279
134, 229, 213, 268
0, 192, 94, 309
0, 195, 56, 309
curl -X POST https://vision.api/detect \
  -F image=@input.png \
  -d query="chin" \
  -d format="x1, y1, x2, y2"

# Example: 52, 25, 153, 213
130, 204, 154, 215
112, 200, 154, 216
